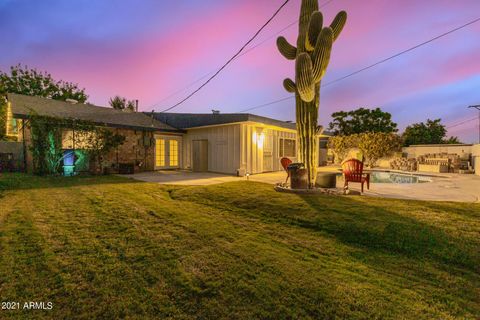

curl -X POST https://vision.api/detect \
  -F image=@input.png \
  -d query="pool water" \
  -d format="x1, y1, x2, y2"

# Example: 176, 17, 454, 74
368, 172, 431, 184
337, 171, 432, 184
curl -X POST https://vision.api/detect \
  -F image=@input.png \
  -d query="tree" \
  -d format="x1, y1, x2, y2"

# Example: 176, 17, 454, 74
328, 107, 398, 135
109, 95, 135, 112
443, 136, 462, 144
401, 119, 460, 146
0, 64, 88, 102
1, 65, 88, 140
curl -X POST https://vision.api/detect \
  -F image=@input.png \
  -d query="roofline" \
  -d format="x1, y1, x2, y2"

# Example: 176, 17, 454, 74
12, 113, 185, 133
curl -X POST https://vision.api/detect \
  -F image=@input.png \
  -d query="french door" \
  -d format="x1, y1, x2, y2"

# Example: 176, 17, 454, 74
155, 137, 181, 169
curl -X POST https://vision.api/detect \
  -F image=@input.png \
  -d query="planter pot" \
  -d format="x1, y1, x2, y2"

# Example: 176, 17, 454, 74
315, 172, 337, 188
288, 163, 308, 189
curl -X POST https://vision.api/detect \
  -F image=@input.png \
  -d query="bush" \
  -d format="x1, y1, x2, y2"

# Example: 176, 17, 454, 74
328, 132, 401, 167
357, 132, 402, 167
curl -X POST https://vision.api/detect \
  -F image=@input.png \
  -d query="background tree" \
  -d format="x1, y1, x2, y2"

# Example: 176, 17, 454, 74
1, 65, 88, 140
328, 107, 398, 135
109, 95, 135, 112
443, 136, 462, 144
402, 119, 460, 146
0, 64, 88, 102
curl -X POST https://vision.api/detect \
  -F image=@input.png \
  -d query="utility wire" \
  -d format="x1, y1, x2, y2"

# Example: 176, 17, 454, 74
446, 117, 478, 129
158, 0, 291, 113
236, 16, 480, 113
150, 0, 335, 110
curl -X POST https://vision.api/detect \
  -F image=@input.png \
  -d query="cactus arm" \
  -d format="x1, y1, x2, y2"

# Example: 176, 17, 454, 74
296, 53, 315, 102
306, 11, 323, 51
330, 11, 347, 41
283, 78, 297, 93
277, 37, 297, 60
312, 27, 333, 82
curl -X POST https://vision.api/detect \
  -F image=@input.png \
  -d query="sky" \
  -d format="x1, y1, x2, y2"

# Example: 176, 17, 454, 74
1, 0, 479, 143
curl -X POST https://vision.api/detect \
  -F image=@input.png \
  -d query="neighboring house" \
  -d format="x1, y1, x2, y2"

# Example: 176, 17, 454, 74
2, 93, 329, 176
150, 113, 331, 175
4, 93, 182, 174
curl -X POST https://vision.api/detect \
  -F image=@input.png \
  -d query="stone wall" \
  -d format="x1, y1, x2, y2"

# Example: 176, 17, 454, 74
102, 128, 156, 174
403, 144, 473, 159
20, 124, 173, 174
0, 141, 24, 171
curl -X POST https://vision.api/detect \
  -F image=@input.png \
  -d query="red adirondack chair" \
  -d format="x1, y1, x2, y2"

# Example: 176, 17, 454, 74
342, 158, 370, 193
280, 157, 293, 184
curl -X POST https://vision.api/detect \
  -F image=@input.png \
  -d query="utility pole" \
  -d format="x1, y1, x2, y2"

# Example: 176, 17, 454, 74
469, 105, 480, 144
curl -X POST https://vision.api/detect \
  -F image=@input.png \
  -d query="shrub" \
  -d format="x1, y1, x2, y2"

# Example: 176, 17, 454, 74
328, 132, 401, 167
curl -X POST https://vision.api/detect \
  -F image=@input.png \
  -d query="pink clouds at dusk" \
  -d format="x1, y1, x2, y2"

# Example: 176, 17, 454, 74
1, 0, 479, 142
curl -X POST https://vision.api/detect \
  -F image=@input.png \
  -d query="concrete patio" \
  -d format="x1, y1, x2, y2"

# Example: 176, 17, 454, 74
127, 168, 480, 203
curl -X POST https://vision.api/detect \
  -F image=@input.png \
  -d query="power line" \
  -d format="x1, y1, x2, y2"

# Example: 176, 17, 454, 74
446, 117, 478, 129
158, 0, 291, 113
149, 0, 336, 110
236, 16, 480, 113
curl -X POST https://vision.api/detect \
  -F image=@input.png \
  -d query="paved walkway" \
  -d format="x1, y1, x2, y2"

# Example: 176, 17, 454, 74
127, 168, 480, 203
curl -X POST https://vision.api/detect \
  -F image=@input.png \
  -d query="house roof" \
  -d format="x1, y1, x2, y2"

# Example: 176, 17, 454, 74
7, 93, 180, 132
148, 112, 298, 131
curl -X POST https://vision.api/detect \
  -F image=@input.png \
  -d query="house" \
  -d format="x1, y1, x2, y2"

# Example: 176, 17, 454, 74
150, 113, 331, 175
3, 93, 182, 174
2, 93, 329, 176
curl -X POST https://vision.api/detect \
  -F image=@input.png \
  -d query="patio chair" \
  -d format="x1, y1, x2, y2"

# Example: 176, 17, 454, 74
342, 158, 370, 193
280, 157, 293, 184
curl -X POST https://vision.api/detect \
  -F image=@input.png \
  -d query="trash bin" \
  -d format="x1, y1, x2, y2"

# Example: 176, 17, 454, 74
287, 163, 308, 189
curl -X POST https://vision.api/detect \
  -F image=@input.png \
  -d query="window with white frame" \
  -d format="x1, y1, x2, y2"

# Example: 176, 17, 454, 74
279, 138, 296, 157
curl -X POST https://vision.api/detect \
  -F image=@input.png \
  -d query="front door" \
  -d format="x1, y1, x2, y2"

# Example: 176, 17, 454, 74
155, 137, 181, 169
263, 133, 274, 172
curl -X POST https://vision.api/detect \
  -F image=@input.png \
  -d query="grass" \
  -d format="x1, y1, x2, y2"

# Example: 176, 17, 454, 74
0, 173, 479, 319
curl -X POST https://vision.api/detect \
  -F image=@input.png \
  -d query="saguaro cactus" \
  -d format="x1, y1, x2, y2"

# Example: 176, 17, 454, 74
277, 0, 347, 188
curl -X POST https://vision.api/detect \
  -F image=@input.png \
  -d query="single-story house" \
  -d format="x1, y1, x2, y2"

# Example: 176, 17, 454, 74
150, 113, 331, 175
2, 93, 330, 175
3, 93, 182, 174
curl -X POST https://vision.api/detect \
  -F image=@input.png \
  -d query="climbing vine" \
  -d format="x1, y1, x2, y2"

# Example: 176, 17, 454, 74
28, 113, 125, 175
0, 99, 6, 140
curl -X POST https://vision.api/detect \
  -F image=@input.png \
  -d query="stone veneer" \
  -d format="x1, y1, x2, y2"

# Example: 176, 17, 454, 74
19, 124, 178, 174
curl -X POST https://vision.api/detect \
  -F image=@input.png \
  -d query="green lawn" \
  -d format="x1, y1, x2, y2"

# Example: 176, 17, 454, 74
0, 174, 479, 319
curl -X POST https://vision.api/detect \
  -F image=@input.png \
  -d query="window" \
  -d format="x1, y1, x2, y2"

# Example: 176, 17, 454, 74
279, 138, 296, 157
5, 105, 18, 136
319, 138, 329, 149
169, 140, 179, 167
155, 139, 165, 167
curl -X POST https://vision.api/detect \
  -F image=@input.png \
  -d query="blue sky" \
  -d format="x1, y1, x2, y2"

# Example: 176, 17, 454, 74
1, 0, 479, 142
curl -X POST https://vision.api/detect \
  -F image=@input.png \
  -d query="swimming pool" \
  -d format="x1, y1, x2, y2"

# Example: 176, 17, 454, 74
337, 171, 432, 184
368, 171, 432, 184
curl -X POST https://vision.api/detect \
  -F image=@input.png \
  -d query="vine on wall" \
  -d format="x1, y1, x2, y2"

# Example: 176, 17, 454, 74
29, 113, 125, 175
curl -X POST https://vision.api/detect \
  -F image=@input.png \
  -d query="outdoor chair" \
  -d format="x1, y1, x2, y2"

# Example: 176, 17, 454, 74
341, 158, 370, 193
280, 157, 293, 184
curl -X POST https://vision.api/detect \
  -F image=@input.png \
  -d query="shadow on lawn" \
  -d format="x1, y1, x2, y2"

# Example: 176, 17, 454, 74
170, 182, 479, 272
0, 172, 142, 193
298, 194, 479, 272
